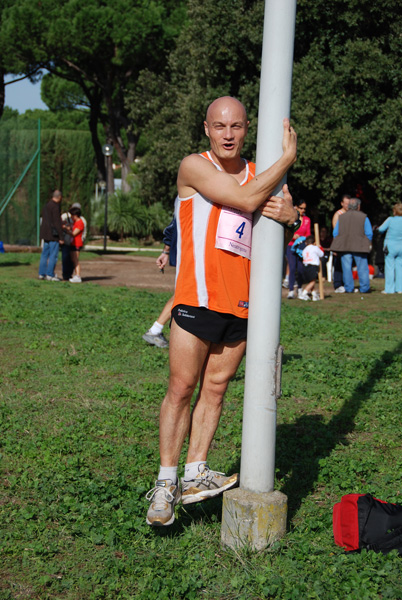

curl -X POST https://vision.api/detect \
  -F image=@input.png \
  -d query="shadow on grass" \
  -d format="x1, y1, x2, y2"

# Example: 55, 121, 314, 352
149, 342, 401, 537
275, 341, 402, 521
0, 261, 30, 267
82, 276, 115, 282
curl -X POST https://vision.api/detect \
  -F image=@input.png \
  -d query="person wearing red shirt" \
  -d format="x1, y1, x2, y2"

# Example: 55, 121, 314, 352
69, 207, 85, 283
286, 200, 311, 298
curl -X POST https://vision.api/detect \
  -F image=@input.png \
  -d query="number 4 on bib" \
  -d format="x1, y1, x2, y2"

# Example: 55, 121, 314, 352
236, 221, 246, 239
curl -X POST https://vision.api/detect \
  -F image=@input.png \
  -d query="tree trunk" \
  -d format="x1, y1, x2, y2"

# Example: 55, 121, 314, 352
87, 98, 106, 183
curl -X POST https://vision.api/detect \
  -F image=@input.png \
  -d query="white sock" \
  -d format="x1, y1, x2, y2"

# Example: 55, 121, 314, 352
158, 465, 178, 484
149, 321, 164, 335
184, 461, 207, 481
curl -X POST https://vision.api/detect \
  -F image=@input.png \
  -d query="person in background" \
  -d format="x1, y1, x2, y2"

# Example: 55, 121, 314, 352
70, 203, 87, 243
377, 203, 402, 294
61, 207, 74, 281
330, 197, 373, 293
331, 194, 350, 293
299, 235, 324, 301
142, 217, 177, 348
319, 225, 332, 279
286, 199, 311, 299
69, 207, 85, 283
38, 190, 64, 281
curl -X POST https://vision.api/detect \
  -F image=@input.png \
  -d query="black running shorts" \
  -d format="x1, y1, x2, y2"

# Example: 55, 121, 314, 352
172, 304, 248, 344
303, 264, 319, 283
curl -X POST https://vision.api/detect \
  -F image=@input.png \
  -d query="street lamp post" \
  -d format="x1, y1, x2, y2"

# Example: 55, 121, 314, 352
102, 143, 113, 252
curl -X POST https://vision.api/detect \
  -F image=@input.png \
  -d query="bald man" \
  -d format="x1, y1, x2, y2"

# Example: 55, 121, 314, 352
146, 96, 298, 526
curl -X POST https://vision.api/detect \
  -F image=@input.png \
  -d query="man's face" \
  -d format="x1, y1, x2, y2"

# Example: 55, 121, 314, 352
204, 98, 249, 162
341, 197, 349, 211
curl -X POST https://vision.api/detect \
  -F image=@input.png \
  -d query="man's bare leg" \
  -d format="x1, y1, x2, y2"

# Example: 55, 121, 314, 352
186, 340, 246, 463
179, 340, 246, 505
159, 319, 211, 467
157, 295, 174, 327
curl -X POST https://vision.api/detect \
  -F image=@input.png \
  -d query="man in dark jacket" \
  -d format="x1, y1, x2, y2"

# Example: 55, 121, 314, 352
38, 190, 64, 281
330, 197, 373, 293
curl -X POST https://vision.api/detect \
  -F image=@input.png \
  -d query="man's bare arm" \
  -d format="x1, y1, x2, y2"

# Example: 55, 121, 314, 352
258, 184, 297, 226
177, 119, 297, 218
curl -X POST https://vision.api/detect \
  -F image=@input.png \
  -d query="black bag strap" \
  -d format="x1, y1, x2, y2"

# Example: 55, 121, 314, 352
359, 493, 376, 542
363, 525, 402, 555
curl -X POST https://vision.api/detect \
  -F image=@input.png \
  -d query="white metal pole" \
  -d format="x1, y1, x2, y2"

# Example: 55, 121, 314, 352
240, 0, 297, 493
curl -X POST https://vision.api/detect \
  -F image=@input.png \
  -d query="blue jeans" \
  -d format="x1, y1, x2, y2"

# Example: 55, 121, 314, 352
341, 252, 370, 293
333, 253, 344, 289
286, 244, 304, 290
384, 242, 402, 293
39, 241, 60, 277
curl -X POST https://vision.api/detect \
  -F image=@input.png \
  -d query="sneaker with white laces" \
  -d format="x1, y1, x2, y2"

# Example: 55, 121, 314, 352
69, 275, 82, 283
312, 291, 320, 301
282, 279, 289, 289
298, 289, 310, 301
46, 275, 61, 281
287, 290, 295, 299
38, 275, 45, 280
142, 331, 169, 348
146, 479, 181, 526
334, 286, 345, 293
181, 464, 238, 505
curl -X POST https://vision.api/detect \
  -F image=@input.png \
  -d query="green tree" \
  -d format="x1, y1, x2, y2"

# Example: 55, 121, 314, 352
290, 0, 402, 222
132, 0, 401, 222
0, 0, 186, 188
128, 0, 264, 208
104, 189, 169, 240
0, 111, 96, 230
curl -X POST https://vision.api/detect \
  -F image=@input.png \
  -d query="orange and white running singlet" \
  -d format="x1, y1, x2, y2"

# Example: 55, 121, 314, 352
173, 152, 256, 319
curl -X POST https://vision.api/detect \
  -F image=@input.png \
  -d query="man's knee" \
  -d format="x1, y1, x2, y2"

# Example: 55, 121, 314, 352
166, 373, 198, 407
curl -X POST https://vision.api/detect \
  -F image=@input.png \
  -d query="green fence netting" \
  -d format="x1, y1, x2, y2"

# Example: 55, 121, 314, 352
0, 123, 39, 246
0, 119, 96, 247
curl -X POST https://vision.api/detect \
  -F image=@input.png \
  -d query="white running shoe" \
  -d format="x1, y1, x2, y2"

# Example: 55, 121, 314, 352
334, 286, 345, 293
312, 291, 320, 301
142, 331, 169, 348
46, 275, 61, 281
181, 464, 238, 505
287, 291, 295, 299
69, 275, 82, 283
299, 290, 310, 301
146, 479, 181, 526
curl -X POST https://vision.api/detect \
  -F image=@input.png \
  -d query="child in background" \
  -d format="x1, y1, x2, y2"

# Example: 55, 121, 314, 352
299, 235, 324, 301
69, 207, 85, 283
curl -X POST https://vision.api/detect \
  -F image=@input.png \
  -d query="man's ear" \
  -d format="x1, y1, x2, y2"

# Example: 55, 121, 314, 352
204, 121, 210, 138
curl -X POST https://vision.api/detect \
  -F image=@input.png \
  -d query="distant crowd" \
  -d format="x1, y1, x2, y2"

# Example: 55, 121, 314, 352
281, 194, 402, 300
38, 189, 87, 283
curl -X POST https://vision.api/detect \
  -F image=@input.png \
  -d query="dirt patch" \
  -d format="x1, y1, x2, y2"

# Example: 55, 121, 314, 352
26, 251, 389, 309
69, 254, 175, 291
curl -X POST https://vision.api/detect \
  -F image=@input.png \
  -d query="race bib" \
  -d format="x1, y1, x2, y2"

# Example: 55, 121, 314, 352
215, 206, 252, 259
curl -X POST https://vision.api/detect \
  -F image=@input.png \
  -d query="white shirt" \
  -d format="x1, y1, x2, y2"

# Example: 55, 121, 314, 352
302, 244, 324, 266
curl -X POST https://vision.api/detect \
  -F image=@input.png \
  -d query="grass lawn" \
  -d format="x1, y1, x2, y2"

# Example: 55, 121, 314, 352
1, 253, 401, 599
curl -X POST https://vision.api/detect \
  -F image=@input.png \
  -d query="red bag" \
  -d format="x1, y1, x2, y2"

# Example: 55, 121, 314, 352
333, 493, 402, 554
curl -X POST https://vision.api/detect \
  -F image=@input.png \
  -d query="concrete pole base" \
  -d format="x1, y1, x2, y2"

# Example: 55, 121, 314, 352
221, 488, 287, 551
